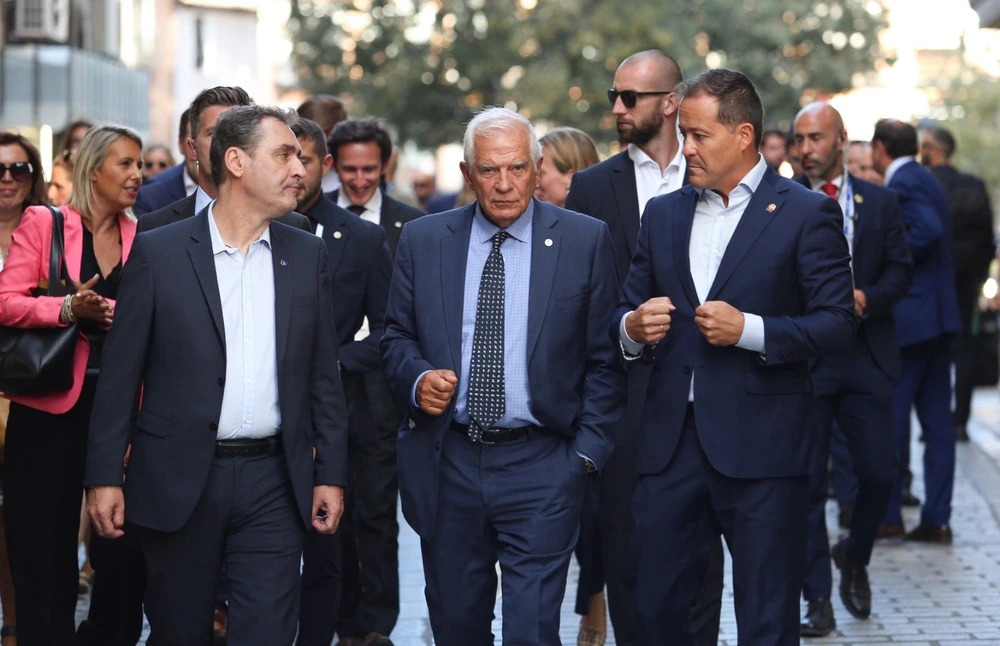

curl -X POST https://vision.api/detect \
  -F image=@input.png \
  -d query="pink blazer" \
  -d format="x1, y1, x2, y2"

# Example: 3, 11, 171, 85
0, 204, 137, 414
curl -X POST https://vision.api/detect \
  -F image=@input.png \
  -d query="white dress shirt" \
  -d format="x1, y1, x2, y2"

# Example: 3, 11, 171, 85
628, 142, 686, 219
337, 188, 383, 227
807, 173, 855, 259
194, 186, 212, 215
621, 155, 769, 399
882, 155, 913, 186
183, 167, 198, 197
207, 204, 281, 440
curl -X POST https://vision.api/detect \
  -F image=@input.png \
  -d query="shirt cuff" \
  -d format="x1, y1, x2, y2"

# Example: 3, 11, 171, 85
411, 370, 433, 408
735, 313, 765, 354
619, 312, 644, 356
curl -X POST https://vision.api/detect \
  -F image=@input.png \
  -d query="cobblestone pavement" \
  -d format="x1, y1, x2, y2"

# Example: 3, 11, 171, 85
77, 389, 1000, 645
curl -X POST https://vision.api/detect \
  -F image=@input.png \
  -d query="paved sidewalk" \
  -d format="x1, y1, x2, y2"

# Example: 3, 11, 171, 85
75, 389, 1000, 645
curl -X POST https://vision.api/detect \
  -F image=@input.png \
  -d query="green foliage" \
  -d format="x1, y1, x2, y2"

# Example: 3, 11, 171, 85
288, 0, 887, 148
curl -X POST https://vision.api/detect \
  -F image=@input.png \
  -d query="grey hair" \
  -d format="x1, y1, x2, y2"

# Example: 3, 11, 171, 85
463, 107, 541, 168
209, 105, 296, 186
69, 125, 143, 217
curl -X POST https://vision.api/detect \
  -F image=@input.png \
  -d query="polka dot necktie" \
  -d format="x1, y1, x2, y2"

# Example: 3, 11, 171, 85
467, 231, 509, 442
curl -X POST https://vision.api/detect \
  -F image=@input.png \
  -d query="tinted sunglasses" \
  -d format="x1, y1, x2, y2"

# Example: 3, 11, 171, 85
607, 89, 672, 108
0, 162, 33, 183
146, 160, 170, 170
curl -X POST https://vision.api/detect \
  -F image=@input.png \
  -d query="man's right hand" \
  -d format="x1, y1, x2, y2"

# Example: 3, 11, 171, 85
87, 486, 126, 539
625, 297, 676, 345
416, 369, 458, 415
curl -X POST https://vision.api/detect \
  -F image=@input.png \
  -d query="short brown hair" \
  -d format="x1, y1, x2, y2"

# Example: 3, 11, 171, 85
676, 69, 764, 148
188, 86, 253, 139
297, 95, 347, 135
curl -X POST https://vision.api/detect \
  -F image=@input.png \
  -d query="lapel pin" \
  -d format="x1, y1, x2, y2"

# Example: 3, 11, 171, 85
333, 231, 342, 239
280, 259, 287, 266
544, 238, 553, 247
854, 194, 864, 204
765, 203, 777, 213
395, 221, 402, 228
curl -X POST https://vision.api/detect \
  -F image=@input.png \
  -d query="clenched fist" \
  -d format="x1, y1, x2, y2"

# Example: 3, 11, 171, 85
625, 297, 676, 345
694, 301, 744, 346
416, 369, 458, 415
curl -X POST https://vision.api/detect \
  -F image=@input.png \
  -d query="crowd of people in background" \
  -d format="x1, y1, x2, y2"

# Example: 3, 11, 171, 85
0, 43, 994, 646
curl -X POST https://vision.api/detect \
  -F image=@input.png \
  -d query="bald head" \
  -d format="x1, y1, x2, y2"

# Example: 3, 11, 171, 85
793, 102, 848, 183
617, 50, 683, 91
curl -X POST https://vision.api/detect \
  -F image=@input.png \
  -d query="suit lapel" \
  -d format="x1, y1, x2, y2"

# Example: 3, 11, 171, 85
311, 200, 348, 276
672, 188, 701, 308
848, 174, 864, 249
609, 152, 641, 250
270, 222, 294, 367
527, 201, 560, 358
441, 205, 474, 372
187, 209, 226, 347
706, 168, 786, 301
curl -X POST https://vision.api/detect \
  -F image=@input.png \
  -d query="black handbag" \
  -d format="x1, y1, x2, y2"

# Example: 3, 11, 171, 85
0, 206, 79, 395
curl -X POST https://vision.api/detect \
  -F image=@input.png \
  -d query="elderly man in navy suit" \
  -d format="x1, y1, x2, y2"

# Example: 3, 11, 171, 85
793, 103, 914, 636
380, 107, 625, 645
618, 70, 856, 644
871, 119, 962, 543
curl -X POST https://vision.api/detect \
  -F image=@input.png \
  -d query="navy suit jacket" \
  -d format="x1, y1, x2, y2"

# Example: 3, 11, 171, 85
887, 160, 962, 346
795, 174, 914, 380
303, 195, 392, 374
137, 193, 312, 234
133, 164, 188, 216
617, 167, 856, 479
380, 200, 626, 538
84, 209, 348, 533
327, 189, 424, 258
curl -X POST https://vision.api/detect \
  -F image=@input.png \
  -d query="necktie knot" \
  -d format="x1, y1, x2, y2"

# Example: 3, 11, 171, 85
347, 204, 365, 216
820, 182, 838, 199
492, 231, 510, 249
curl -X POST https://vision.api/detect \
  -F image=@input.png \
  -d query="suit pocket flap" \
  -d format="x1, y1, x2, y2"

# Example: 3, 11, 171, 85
135, 409, 171, 437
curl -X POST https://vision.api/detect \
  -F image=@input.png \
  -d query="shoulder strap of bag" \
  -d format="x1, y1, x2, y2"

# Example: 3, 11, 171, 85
47, 205, 66, 296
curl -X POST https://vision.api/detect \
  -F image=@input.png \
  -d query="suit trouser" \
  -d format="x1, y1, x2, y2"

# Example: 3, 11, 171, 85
421, 428, 585, 645
3, 377, 94, 646
140, 453, 304, 646
76, 531, 146, 646
952, 277, 981, 428
336, 370, 401, 638
885, 335, 956, 527
633, 407, 807, 646
802, 350, 896, 603
602, 363, 723, 646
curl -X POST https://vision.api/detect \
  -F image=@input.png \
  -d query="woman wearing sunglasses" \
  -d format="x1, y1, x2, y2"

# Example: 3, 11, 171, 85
142, 143, 175, 182
0, 125, 142, 645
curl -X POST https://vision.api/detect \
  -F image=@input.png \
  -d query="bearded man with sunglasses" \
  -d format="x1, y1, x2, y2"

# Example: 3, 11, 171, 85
565, 50, 723, 646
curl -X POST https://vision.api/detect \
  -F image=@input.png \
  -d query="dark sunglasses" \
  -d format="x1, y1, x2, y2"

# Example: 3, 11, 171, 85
0, 162, 33, 183
146, 161, 170, 170
607, 88, 672, 108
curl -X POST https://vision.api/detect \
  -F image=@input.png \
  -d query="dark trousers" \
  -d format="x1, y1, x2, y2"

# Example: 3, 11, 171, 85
573, 476, 604, 616
885, 336, 956, 527
953, 278, 981, 428
830, 422, 857, 507
421, 429, 585, 645
76, 531, 146, 646
633, 408, 807, 646
3, 377, 94, 645
336, 371, 400, 638
603, 364, 723, 646
803, 351, 896, 603
140, 453, 305, 646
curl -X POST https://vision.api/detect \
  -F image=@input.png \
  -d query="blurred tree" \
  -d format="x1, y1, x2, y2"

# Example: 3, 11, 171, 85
288, 0, 888, 148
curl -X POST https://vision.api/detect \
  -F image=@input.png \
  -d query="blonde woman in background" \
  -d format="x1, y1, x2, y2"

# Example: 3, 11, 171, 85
534, 126, 607, 646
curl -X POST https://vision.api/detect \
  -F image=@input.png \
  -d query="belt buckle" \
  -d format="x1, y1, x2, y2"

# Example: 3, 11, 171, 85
478, 429, 500, 445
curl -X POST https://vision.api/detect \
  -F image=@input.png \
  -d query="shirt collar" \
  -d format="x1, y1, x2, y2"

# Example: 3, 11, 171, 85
183, 167, 198, 196
207, 201, 271, 256
195, 186, 213, 215
698, 153, 768, 201
807, 172, 844, 191
337, 187, 382, 214
883, 155, 914, 185
472, 198, 534, 244
627, 142, 684, 174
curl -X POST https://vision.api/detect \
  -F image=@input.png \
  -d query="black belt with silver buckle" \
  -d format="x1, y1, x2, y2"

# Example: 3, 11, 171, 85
214, 436, 283, 458
449, 421, 535, 444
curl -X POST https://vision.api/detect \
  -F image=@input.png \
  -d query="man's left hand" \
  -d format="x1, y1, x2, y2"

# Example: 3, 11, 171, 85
853, 289, 868, 318
694, 301, 745, 346
311, 485, 344, 534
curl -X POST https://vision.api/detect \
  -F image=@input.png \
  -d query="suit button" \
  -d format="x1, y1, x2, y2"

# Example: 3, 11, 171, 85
218, 377, 225, 386
682, 365, 691, 375
435, 442, 441, 451
209, 422, 218, 431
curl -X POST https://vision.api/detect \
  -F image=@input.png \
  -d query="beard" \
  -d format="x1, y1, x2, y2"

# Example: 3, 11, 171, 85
617, 110, 664, 146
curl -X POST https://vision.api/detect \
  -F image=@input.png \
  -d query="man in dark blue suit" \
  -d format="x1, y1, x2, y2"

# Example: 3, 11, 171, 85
132, 108, 196, 215
617, 70, 856, 644
792, 103, 914, 636
85, 106, 348, 644
289, 118, 395, 646
872, 119, 962, 543
380, 107, 625, 644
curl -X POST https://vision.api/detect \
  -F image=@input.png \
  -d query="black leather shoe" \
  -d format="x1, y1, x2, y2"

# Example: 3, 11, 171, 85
876, 522, 905, 539
905, 523, 953, 544
831, 539, 871, 619
362, 634, 394, 646
902, 489, 921, 507
955, 424, 970, 442
800, 598, 836, 637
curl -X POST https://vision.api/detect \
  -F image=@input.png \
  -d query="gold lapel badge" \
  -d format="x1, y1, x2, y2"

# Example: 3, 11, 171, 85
854, 194, 864, 204
765, 203, 777, 213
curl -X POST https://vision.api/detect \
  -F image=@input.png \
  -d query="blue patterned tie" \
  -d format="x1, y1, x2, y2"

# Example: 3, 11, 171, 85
467, 231, 509, 441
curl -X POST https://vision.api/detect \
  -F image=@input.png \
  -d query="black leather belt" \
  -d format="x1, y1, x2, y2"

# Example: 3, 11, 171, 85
215, 436, 282, 458
450, 421, 535, 445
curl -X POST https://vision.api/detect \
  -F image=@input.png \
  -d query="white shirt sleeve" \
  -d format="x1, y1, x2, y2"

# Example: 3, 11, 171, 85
735, 313, 765, 354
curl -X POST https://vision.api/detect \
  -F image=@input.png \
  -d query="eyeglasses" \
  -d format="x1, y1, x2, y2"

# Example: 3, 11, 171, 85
607, 89, 672, 109
146, 161, 170, 170
0, 162, 33, 183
